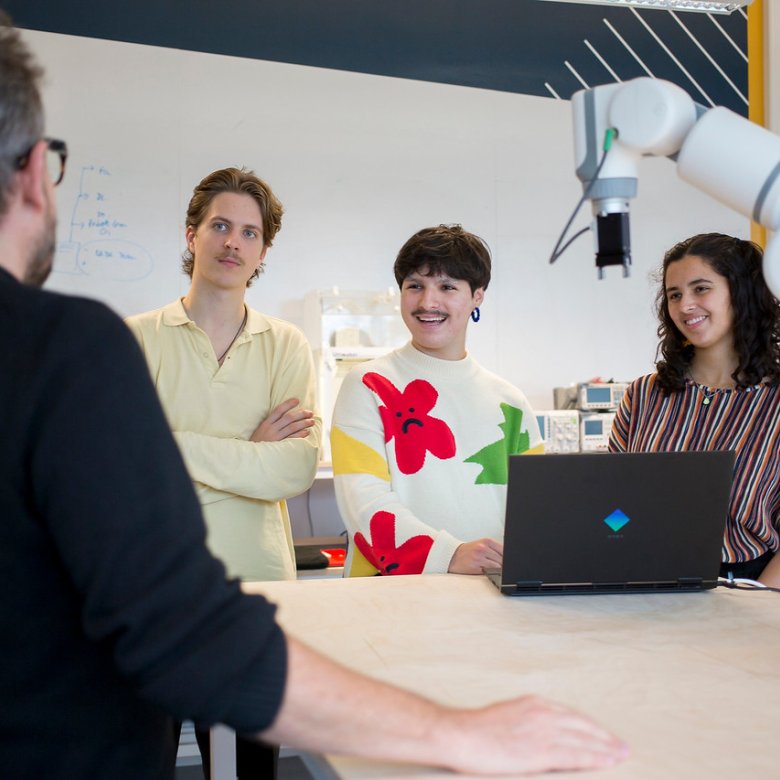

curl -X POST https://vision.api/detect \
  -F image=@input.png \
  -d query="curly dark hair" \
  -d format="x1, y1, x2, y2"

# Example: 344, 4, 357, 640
181, 167, 283, 287
655, 233, 780, 391
393, 224, 491, 293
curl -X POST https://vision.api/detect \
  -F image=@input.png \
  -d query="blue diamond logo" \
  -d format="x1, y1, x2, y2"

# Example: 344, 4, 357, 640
603, 509, 630, 533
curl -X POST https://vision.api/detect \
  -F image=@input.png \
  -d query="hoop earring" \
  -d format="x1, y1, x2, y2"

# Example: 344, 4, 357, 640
471, 307, 480, 323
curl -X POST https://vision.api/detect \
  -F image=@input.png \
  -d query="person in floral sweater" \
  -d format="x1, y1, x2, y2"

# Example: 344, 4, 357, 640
331, 225, 542, 576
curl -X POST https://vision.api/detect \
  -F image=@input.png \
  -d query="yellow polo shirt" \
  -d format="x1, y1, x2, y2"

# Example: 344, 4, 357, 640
126, 300, 321, 581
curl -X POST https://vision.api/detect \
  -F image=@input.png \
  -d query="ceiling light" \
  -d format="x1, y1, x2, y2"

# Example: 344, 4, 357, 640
537, 0, 753, 14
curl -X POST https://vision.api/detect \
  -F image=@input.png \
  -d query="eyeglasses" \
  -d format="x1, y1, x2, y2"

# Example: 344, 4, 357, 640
14, 137, 68, 187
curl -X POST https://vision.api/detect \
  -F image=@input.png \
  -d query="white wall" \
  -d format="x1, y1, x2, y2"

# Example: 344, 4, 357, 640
768, 3, 780, 132
28, 28, 747, 410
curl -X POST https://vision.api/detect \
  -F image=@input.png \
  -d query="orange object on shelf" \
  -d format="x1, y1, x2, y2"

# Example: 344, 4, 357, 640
320, 548, 346, 567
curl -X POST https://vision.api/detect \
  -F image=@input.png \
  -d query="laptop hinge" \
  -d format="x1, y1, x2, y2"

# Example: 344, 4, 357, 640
510, 578, 706, 594
592, 579, 705, 591
677, 577, 703, 588
513, 580, 544, 592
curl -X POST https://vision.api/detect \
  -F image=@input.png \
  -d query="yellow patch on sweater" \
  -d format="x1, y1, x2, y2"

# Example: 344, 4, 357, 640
331, 426, 391, 481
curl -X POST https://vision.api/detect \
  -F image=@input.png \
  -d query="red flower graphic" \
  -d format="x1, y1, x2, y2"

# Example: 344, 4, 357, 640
353, 510, 434, 575
363, 372, 455, 474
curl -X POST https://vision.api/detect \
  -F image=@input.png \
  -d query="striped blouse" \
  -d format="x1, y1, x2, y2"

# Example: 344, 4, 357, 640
609, 373, 780, 563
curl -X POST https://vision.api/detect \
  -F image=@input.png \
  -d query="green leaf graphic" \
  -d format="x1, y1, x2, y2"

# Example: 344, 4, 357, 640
464, 403, 529, 485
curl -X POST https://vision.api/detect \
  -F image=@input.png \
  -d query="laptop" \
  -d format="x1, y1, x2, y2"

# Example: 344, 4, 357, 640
487, 450, 735, 596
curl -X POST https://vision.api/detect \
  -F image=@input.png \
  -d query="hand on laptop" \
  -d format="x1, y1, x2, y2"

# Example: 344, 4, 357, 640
448, 538, 503, 575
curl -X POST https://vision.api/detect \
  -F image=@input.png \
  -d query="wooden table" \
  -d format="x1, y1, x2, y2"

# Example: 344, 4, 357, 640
243, 574, 780, 779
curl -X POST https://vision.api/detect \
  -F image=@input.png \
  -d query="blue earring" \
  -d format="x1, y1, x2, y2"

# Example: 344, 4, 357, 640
471, 307, 480, 323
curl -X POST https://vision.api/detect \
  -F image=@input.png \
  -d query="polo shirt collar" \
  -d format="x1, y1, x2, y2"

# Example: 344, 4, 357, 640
160, 298, 270, 335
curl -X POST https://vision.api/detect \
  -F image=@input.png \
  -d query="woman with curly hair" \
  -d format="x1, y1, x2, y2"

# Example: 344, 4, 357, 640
609, 233, 780, 586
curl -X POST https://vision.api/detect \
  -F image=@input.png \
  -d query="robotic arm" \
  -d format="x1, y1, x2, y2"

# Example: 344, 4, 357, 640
571, 77, 780, 297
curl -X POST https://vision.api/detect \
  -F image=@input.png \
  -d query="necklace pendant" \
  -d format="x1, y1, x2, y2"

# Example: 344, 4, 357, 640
703, 396, 711, 406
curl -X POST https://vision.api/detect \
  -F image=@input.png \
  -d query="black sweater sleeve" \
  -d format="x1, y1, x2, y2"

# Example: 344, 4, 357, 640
7, 281, 286, 733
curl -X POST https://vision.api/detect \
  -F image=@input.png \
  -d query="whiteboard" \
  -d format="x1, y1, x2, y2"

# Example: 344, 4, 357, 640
26, 28, 748, 409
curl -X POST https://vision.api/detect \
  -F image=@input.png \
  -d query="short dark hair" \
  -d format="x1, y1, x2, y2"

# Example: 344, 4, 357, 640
0, 14, 45, 218
393, 224, 491, 293
181, 167, 284, 286
655, 232, 780, 391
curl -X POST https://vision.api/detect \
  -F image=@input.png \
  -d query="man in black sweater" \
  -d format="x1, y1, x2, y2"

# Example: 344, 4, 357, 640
0, 12, 626, 779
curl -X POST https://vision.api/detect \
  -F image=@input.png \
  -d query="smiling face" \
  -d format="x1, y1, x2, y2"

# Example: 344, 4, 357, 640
185, 191, 268, 291
400, 266, 484, 361
664, 254, 735, 353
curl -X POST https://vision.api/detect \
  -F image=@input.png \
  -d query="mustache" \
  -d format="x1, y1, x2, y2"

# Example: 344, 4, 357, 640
411, 309, 447, 317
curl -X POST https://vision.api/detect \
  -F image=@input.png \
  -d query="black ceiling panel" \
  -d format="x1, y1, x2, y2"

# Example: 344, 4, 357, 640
5, 0, 749, 115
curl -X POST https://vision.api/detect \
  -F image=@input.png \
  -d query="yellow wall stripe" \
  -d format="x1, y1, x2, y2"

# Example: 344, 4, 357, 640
748, 0, 766, 247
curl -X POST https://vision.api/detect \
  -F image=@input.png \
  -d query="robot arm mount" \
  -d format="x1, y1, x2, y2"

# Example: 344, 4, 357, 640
572, 77, 780, 298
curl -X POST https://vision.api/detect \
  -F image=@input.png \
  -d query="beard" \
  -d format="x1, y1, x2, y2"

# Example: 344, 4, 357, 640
24, 197, 57, 288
